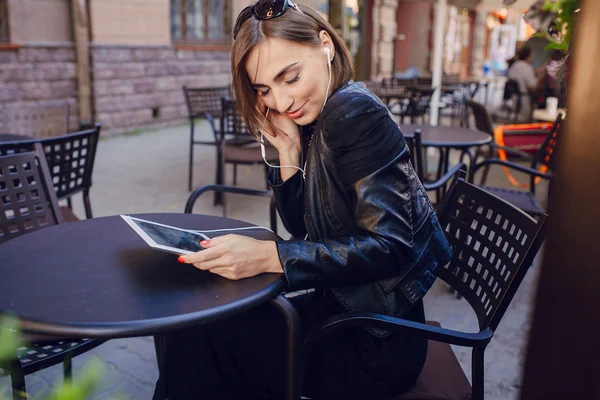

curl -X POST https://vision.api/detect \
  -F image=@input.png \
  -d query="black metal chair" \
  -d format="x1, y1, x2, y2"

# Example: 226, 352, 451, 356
208, 98, 278, 192
470, 113, 563, 217
467, 100, 497, 185
0, 124, 101, 221
298, 173, 548, 400
183, 85, 232, 191
492, 79, 525, 123
405, 129, 467, 207
0, 144, 103, 399
184, 184, 277, 235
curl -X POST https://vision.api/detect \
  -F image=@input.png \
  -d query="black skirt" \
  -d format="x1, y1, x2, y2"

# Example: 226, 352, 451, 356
153, 293, 427, 400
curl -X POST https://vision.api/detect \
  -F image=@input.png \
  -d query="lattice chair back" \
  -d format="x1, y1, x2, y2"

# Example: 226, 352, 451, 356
467, 101, 494, 135
533, 113, 562, 172
0, 124, 101, 218
220, 98, 251, 140
436, 176, 548, 331
1, 101, 70, 139
183, 86, 231, 119
0, 143, 64, 244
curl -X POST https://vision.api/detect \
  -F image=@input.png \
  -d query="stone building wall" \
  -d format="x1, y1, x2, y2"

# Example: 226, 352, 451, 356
91, 46, 231, 135
0, 45, 80, 132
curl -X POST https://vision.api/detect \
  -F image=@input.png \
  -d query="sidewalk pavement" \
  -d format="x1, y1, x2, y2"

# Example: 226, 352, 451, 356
1, 120, 547, 399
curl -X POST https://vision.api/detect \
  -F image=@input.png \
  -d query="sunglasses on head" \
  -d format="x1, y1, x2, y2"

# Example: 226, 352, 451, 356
233, 0, 303, 40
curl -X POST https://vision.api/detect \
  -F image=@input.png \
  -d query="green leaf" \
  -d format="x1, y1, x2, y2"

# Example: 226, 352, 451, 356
545, 42, 568, 52
0, 316, 23, 362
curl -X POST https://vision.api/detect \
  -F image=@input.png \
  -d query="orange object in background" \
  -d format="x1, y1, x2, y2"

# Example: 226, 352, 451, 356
493, 123, 553, 188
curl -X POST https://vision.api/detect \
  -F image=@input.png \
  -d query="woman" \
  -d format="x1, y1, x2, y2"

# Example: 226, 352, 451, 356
153, 1, 451, 399
507, 47, 541, 120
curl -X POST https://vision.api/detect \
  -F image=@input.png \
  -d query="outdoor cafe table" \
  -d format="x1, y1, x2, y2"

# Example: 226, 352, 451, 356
0, 213, 301, 400
399, 124, 492, 178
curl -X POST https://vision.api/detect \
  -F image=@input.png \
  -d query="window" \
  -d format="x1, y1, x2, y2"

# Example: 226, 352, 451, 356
171, 0, 231, 43
0, 0, 9, 42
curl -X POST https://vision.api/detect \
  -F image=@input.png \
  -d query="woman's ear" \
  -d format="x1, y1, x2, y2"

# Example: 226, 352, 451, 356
319, 30, 335, 60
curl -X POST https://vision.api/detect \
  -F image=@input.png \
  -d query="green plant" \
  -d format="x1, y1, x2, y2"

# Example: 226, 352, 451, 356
0, 316, 122, 400
540, 0, 578, 53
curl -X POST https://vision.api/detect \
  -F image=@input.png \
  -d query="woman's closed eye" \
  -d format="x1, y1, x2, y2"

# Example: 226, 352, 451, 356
285, 75, 300, 85
257, 75, 298, 97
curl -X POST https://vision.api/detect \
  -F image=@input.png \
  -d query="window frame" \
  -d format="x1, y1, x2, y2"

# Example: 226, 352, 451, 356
171, 0, 232, 46
0, 0, 10, 43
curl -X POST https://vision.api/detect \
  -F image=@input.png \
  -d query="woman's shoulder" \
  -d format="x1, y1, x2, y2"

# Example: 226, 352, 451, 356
321, 81, 386, 125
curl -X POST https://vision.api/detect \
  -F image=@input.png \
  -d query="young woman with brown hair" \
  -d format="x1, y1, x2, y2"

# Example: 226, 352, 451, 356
153, 2, 451, 399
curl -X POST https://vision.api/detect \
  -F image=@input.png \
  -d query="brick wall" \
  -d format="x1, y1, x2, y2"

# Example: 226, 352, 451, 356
0, 45, 79, 132
91, 46, 231, 135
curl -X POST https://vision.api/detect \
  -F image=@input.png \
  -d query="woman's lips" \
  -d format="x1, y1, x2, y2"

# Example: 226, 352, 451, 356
286, 103, 307, 119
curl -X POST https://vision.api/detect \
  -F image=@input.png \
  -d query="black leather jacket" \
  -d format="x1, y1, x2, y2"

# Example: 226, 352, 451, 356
269, 82, 452, 337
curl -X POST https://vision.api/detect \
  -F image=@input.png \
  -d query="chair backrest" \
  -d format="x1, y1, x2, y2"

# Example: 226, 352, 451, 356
532, 113, 563, 172
220, 98, 251, 140
1, 101, 70, 139
436, 176, 547, 332
0, 124, 101, 201
503, 79, 521, 100
183, 86, 231, 119
404, 129, 424, 182
0, 143, 64, 244
467, 101, 494, 135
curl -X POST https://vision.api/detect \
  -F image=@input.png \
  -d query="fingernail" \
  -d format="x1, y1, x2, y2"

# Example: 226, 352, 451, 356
200, 240, 210, 246
177, 256, 185, 263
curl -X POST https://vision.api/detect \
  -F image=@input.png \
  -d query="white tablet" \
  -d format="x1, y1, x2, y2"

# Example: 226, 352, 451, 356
121, 215, 210, 255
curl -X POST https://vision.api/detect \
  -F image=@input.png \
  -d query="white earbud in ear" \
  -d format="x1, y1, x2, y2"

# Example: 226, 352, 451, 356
323, 47, 332, 68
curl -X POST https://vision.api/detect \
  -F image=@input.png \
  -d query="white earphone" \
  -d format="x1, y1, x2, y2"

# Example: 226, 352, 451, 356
259, 45, 333, 180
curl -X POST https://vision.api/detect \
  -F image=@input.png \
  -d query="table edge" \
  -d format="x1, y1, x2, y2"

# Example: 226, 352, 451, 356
11, 277, 286, 339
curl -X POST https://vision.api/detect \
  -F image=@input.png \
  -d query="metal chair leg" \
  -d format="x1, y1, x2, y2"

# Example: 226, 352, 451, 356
270, 295, 302, 400
83, 190, 93, 219
269, 194, 278, 235
63, 358, 73, 382
233, 164, 238, 186
67, 197, 73, 210
7, 358, 26, 400
472, 345, 487, 400
188, 121, 195, 192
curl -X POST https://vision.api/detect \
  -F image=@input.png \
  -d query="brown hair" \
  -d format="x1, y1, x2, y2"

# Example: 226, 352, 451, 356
231, 3, 354, 139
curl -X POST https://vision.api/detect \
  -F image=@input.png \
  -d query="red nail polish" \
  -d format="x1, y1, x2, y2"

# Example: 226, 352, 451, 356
177, 256, 185, 263
201, 240, 210, 246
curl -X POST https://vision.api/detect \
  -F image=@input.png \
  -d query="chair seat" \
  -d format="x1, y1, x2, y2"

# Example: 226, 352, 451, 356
480, 185, 544, 216
391, 321, 472, 400
60, 206, 80, 222
10, 336, 103, 375
223, 143, 278, 164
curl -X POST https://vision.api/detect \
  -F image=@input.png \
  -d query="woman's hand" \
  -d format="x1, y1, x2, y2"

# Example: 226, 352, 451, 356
178, 235, 284, 280
262, 110, 302, 181
263, 111, 300, 155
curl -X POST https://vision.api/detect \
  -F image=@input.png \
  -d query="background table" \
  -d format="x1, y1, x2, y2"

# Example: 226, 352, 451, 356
0, 213, 300, 398
0, 133, 30, 143
399, 124, 492, 198
532, 108, 566, 122
400, 124, 492, 149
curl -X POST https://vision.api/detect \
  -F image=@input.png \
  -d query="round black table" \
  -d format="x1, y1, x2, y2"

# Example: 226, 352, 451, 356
399, 124, 491, 148
0, 213, 301, 398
